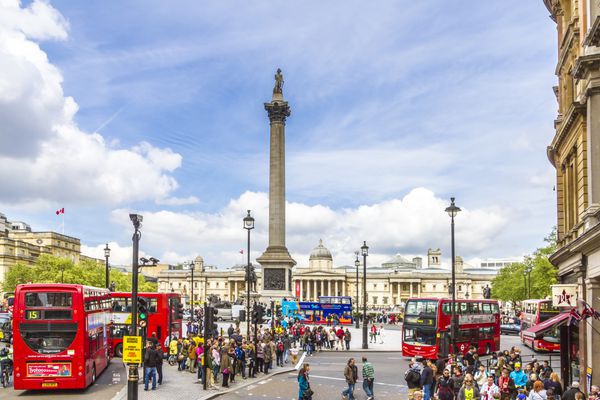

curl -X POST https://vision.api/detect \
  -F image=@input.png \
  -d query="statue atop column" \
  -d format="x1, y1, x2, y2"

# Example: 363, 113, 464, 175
273, 68, 284, 94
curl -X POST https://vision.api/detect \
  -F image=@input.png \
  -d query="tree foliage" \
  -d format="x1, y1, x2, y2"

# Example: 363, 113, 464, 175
491, 229, 558, 303
2, 254, 156, 293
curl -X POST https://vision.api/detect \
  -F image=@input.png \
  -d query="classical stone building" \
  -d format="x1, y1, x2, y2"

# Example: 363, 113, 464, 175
0, 212, 82, 285
544, 0, 600, 388
158, 240, 504, 308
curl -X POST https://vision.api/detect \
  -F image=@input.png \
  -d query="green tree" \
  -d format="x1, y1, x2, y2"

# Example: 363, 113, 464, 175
491, 229, 557, 303
2, 254, 157, 293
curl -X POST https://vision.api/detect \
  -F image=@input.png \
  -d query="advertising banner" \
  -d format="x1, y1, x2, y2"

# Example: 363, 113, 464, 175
27, 363, 72, 377
295, 281, 300, 298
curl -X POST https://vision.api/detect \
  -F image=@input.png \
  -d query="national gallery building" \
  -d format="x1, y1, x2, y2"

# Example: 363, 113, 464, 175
157, 240, 509, 308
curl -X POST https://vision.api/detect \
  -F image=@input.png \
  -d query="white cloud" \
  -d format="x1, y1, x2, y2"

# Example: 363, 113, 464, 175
156, 196, 200, 206
96, 188, 507, 268
0, 0, 184, 206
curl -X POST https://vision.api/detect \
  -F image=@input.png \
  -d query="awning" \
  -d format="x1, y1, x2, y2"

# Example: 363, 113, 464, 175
522, 312, 569, 339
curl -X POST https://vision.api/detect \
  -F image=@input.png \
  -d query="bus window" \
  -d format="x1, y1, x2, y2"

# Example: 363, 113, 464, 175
459, 302, 468, 314
471, 303, 480, 314
482, 303, 491, 314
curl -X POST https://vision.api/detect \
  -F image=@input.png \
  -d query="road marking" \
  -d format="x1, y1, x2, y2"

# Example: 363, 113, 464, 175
302, 374, 406, 388
295, 351, 307, 370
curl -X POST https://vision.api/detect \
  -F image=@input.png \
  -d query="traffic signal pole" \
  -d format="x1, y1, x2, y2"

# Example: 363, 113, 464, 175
128, 215, 141, 400
202, 303, 208, 390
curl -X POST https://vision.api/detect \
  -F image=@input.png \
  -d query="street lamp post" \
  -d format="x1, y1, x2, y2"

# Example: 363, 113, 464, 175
445, 197, 461, 356
104, 243, 111, 289
243, 210, 255, 340
354, 252, 360, 329
524, 267, 532, 298
128, 213, 143, 400
184, 261, 196, 322
361, 241, 369, 350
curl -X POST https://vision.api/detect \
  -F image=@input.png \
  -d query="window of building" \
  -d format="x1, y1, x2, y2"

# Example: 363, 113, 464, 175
402, 284, 409, 291
373, 283, 377, 289
383, 296, 388, 304
373, 296, 378, 305
433, 284, 437, 290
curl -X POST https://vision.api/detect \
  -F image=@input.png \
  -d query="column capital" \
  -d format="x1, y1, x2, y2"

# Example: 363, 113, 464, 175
264, 101, 291, 124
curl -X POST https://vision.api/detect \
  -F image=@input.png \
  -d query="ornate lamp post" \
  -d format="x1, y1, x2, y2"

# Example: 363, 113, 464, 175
355, 252, 360, 329
104, 243, 111, 289
243, 210, 255, 340
184, 260, 196, 322
524, 267, 532, 298
445, 197, 461, 355
127, 213, 143, 400
361, 241, 369, 350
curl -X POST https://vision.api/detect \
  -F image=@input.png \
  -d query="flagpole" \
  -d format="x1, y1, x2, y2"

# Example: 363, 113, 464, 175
62, 212, 65, 235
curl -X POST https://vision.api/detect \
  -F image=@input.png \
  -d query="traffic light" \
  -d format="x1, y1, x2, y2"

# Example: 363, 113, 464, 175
239, 309, 246, 322
138, 297, 149, 325
252, 307, 259, 324
176, 301, 184, 320
204, 306, 218, 338
276, 305, 282, 318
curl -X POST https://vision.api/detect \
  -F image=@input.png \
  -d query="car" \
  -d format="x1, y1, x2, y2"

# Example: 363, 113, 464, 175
501, 322, 521, 335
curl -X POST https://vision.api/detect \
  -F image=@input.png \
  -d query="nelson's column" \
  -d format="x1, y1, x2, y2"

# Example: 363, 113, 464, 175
257, 68, 296, 300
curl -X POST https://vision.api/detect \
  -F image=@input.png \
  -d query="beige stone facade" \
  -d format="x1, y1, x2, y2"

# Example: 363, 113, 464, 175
544, 0, 600, 389
158, 241, 501, 308
0, 213, 81, 286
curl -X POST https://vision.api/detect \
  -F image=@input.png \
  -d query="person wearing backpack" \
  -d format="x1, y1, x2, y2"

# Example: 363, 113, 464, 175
276, 340, 284, 367
405, 361, 422, 400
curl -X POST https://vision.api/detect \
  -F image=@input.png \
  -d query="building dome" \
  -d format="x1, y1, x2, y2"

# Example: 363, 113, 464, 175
309, 239, 332, 261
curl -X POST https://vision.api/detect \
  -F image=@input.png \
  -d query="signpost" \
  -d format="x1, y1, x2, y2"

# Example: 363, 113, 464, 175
122, 336, 142, 364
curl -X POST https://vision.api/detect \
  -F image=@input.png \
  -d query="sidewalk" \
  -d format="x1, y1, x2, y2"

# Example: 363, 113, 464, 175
111, 360, 298, 400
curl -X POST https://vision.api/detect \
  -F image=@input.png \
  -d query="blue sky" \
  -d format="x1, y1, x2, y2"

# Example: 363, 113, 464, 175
0, 1, 558, 268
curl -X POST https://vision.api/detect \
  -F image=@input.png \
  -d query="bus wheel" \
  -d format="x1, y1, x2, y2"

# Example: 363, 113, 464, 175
485, 344, 491, 355
92, 365, 96, 383
115, 343, 123, 358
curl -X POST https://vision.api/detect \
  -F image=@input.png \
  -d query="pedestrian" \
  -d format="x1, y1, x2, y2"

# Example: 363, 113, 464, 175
414, 390, 423, 400
499, 368, 516, 400
228, 324, 234, 338
421, 359, 434, 400
369, 324, 377, 343
256, 341, 265, 373
378, 324, 385, 344
143, 342, 159, 391
562, 382, 585, 400
529, 380, 548, 400
263, 340, 272, 374
156, 344, 164, 385
220, 348, 231, 387
276, 339, 284, 367
362, 356, 375, 400
211, 345, 221, 383
475, 365, 489, 389
511, 363, 528, 392
342, 358, 358, 400
405, 361, 422, 400
298, 363, 312, 400
480, 375, 500, 400
196, 342, 204, 383
188, 340, 197, 373
434, 368, 454, 400
543, 373, 562, 397
344, 328, 351, 350
458, 374, 480, 400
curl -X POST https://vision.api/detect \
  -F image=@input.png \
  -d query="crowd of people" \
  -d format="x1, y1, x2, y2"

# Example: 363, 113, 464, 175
403, 345, 599, 400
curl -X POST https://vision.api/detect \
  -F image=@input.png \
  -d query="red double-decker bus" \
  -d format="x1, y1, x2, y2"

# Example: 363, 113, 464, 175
402, 297, 501, 359
109, 292, 182, 357
13, 284, 111, 390
520, 299, 562, 352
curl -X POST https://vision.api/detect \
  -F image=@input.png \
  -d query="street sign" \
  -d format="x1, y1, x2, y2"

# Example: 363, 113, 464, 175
122, 335, 142, 364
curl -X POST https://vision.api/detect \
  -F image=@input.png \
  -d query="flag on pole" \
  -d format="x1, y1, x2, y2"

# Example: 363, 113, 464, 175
569, 308, 583, 326
581, 300, 600, 320
55, 207, 65, 215
239, 250, 244, 254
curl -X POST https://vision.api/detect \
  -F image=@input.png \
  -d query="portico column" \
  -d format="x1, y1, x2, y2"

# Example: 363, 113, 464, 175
409, 282, 413, 297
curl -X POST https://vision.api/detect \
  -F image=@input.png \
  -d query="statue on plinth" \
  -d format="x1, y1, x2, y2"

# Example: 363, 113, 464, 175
273, 68, 284, 94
